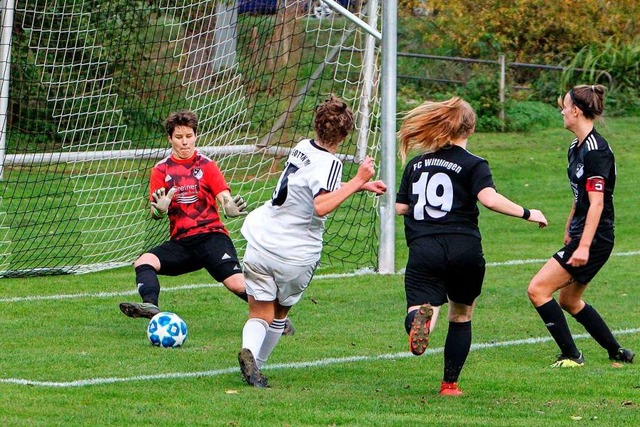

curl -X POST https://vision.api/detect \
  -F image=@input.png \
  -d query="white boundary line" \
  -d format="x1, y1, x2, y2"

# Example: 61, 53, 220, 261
1, 328, 638, 388
0, 252, 637, 388
1, 250, 638, 304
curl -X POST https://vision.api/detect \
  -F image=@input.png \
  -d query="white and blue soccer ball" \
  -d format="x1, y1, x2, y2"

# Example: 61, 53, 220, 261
147, 312, 188, 348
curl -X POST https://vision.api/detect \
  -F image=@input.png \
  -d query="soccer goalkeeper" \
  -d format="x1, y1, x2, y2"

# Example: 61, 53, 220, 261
119, 110, 293, 334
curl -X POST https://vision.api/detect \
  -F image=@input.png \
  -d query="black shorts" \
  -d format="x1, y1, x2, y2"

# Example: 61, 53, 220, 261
552, 237, 613, 284
404, 234, 485, 307
148, 232, 242, 282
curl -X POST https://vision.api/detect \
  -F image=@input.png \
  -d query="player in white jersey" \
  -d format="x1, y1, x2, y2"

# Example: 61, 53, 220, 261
237, 96, 387, 387
241, 138, 341, 266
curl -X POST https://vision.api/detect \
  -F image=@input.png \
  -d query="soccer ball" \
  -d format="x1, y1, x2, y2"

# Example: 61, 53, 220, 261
147, 312, 188, 348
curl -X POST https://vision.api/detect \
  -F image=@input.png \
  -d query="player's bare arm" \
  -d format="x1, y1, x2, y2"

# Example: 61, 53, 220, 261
395, 202, 409, 216
567, 189, 604, 267
477, 187, 548, 227
564, 202, 576, 245
314, 157, 376, 216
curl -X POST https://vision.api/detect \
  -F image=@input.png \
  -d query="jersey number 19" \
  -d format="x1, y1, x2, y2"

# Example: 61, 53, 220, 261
411, 172, 453, 220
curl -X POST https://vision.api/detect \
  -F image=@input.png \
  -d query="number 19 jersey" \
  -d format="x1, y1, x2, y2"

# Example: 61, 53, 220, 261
396, 145, 495, 245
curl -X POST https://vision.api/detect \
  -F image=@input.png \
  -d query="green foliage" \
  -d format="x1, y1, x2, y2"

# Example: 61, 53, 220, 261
426, 0, 639, 64
560, 36, 640, 116
503, 101, 559, 132
397, 4, 639, 123
455, 73, 503, 131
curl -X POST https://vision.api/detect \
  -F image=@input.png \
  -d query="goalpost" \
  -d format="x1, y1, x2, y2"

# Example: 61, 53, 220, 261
0, 0, 395, 277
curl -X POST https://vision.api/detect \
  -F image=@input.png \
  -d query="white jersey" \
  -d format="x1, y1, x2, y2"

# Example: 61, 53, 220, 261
242, 139, 343, 265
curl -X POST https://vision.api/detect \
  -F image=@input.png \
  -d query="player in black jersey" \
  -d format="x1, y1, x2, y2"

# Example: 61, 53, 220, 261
527, 85, 634, 367
396, 97, 548, 396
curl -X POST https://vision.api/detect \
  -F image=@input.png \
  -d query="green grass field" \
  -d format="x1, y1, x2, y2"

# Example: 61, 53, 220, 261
0, 117, 638, 426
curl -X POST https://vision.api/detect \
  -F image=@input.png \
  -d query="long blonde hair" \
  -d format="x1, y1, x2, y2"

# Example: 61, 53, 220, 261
398, 97, 476, 164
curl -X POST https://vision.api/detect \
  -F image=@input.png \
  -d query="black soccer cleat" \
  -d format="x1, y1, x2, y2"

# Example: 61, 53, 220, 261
283, 318, 295, 336
609, 348, 634, 363
119, 302, 160, 319
238, 348, 269, 388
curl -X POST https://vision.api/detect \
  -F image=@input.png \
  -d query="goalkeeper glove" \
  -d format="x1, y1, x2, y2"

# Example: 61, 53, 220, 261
151, 187, 176, 217
223, 195, 248, 218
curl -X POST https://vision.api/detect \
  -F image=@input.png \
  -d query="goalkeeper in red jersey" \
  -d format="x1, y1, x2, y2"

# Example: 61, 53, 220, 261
118, 110, 287, 329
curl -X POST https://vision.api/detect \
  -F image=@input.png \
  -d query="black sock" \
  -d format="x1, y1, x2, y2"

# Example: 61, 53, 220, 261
443, 321, 471, 383
573, 303, 620, 356
535, 299, 580, 358
135, 264, 160, 306
404, 309, 418, 334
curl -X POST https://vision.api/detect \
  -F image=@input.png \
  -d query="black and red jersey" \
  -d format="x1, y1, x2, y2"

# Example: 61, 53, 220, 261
567, 128, 616, 243
149, 151, 230, 240
397, 145, 495, 245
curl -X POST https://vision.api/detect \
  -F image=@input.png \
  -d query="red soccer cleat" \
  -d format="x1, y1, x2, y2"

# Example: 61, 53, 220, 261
439, 381, 463, 396
409, 304, 433, 356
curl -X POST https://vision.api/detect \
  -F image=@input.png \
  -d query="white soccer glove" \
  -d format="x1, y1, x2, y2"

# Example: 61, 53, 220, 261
151, 187, 176, 217
223, 195, 248, 218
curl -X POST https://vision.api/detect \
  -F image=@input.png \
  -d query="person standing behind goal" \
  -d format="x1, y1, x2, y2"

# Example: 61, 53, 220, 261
119, 110, 294, 335
237, 95, 387, 387
527, 85, 634, 367
395, 97, 548, 396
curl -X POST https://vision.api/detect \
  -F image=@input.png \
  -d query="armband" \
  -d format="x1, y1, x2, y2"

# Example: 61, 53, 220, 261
586, 177, 605, 193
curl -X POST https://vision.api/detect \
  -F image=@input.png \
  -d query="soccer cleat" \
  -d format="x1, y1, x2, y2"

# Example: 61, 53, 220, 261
283, 318, 296, 336
609, 348, 634, 363
409, 304, 433, 356
550, 352, 585, 368
119, 302, 160, 319
238, 348, 269, 388
439, 381, 463, 396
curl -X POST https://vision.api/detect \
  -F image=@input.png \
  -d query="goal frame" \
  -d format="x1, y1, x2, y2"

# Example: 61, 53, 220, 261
0, 0, 397, 275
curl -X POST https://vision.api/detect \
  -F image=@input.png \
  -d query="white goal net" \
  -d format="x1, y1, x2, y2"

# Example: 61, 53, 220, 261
0, 0, 382, 276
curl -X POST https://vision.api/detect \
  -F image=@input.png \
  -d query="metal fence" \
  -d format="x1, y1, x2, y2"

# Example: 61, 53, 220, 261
396, 52, 613, 127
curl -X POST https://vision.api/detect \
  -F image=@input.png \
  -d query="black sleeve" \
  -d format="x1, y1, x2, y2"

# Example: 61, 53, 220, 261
470, 159, 495, 197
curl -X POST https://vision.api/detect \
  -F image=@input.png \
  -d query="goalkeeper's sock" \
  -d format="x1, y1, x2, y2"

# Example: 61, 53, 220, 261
242, 318, 269, 358
256, 318, 286, 369
135, 264, 160, 307
536, 299, 580, 358
572, 303, 621, 356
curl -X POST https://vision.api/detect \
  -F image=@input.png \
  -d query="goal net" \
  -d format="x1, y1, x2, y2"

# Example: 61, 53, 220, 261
0, 0, 382, 277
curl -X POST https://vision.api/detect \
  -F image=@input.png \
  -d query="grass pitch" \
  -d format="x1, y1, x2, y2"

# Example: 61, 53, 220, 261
0, 117, 638, 426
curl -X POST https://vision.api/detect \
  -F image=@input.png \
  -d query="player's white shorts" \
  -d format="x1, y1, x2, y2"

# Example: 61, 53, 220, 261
243, 244, 317, 306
